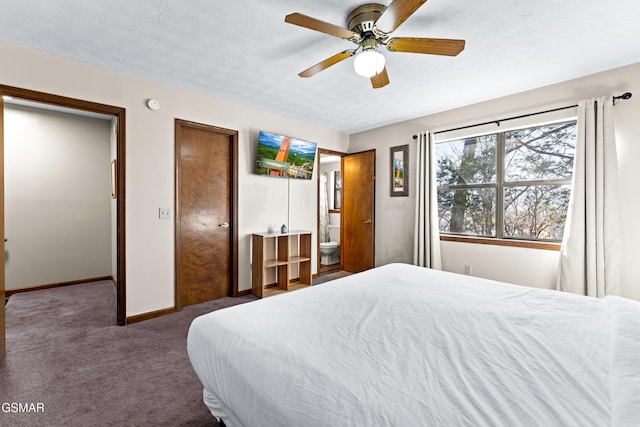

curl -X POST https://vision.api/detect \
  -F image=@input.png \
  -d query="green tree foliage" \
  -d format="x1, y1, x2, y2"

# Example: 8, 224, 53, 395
256, 144, 316, 176
437, 135, 497, 236
436, 122, 576, 240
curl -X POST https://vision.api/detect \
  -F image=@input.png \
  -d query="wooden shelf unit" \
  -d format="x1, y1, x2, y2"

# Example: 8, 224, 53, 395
252, 230, 312, 298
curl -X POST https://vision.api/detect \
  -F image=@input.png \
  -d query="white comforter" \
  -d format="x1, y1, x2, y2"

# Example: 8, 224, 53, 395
187, 263, 640, 427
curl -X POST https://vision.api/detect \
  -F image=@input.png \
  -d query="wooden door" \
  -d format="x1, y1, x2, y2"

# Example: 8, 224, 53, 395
1, 94, 5, 361
175, 120, 238, 307
342, 150, 375, 273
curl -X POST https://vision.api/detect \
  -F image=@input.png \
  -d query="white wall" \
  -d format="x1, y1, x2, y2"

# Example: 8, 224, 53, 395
4, 104, 112, 290
0, 41, 349, 316
350, 62, 640, 301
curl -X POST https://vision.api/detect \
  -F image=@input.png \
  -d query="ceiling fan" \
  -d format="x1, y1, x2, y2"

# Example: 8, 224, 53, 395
285, 0, 465, 89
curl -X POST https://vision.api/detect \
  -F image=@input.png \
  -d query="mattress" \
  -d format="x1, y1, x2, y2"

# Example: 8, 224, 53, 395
187, 263, 640, 426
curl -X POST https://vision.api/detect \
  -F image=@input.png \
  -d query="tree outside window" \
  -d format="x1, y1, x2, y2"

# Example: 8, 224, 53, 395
436, 121, 576, 241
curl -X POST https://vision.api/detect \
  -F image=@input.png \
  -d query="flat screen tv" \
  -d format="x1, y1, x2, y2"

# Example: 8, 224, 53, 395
255, 131, 317, 180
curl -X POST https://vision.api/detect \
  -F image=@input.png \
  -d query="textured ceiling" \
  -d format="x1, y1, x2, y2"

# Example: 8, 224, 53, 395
0, 0, 639, 134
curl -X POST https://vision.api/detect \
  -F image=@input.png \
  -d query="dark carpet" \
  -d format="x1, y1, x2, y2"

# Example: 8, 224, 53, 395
312, 270, 352, 285
0, 281, 256, 427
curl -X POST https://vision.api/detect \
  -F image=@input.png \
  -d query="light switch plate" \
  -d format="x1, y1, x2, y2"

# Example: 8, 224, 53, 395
159, 208, 172, 219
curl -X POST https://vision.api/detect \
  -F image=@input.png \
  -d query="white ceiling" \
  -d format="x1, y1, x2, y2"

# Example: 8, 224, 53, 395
1, 0, 639, 134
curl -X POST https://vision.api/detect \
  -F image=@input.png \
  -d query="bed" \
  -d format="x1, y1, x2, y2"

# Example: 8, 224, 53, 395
187, 263, 640, 426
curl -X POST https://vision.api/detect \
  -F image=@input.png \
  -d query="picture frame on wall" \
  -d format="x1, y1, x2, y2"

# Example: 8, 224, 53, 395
390, 145, 409, 197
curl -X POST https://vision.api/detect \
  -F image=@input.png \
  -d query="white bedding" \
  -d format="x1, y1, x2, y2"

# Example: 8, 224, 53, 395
187, 263, 640, 426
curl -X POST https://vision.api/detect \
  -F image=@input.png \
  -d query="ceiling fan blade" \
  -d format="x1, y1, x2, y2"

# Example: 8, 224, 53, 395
386, 37, 465, 56
299, 50, 355, 78
285, 13, 359, 40
371, 67, 390, 89
375, 0, 428, 34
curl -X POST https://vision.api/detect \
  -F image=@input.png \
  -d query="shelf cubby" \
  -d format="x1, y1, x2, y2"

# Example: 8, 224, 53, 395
252, 230, 312, 298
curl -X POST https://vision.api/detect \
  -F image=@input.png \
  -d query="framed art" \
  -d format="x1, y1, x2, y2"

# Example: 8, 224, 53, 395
390, 145, 408, 197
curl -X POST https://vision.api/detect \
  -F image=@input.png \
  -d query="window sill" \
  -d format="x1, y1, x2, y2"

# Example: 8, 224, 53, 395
440, 235, 561, 251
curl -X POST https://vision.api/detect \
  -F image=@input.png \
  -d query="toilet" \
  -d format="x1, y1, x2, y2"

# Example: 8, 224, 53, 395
320, 225, 340, 265
319, 241, 339, 265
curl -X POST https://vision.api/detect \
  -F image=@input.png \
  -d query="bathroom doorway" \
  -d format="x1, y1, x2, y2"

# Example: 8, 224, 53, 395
317, 149, 344, 276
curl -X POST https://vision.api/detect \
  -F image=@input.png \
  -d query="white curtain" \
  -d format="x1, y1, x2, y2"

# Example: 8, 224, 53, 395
557, 96, 622, 297
413, 131, 442, 269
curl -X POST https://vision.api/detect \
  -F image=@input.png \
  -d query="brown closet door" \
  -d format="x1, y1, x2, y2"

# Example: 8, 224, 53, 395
175, 120, 237, 307
342, 149, 376, 273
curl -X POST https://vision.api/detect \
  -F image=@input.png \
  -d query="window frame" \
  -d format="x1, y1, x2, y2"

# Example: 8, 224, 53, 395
436, 121, 576, 248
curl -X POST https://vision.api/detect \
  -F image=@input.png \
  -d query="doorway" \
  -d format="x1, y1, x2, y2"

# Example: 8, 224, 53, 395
175, 119, 238, 308
317, 149, 345, 277
316, 148, 376, 277
0, 85, 126, 362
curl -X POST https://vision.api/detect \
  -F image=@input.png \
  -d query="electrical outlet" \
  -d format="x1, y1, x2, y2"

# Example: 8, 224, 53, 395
464, 264, 472, 275
159, 208, 172, 219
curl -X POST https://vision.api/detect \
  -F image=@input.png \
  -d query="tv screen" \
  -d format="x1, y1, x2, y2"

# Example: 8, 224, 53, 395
255, 131, 317, 180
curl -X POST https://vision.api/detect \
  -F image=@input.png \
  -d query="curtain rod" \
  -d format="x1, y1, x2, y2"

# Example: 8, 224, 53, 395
412, 92, 632, 138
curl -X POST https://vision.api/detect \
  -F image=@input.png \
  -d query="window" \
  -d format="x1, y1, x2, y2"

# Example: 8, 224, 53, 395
436, 121, 576, 241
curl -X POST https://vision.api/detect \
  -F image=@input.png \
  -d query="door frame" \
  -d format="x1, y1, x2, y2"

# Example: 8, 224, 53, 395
316, 148, 346, 274
1, 92, 5, 361
0, 84, 127, 326
174, 119, 239, 309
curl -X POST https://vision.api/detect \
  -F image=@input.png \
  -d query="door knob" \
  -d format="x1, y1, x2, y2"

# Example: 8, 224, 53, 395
218, 222, 229, 228
363, 219, 372, 224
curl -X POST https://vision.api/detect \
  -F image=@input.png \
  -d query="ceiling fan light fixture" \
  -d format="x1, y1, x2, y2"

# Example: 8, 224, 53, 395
353, 50, 385, 78
285, 2, 466, 88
